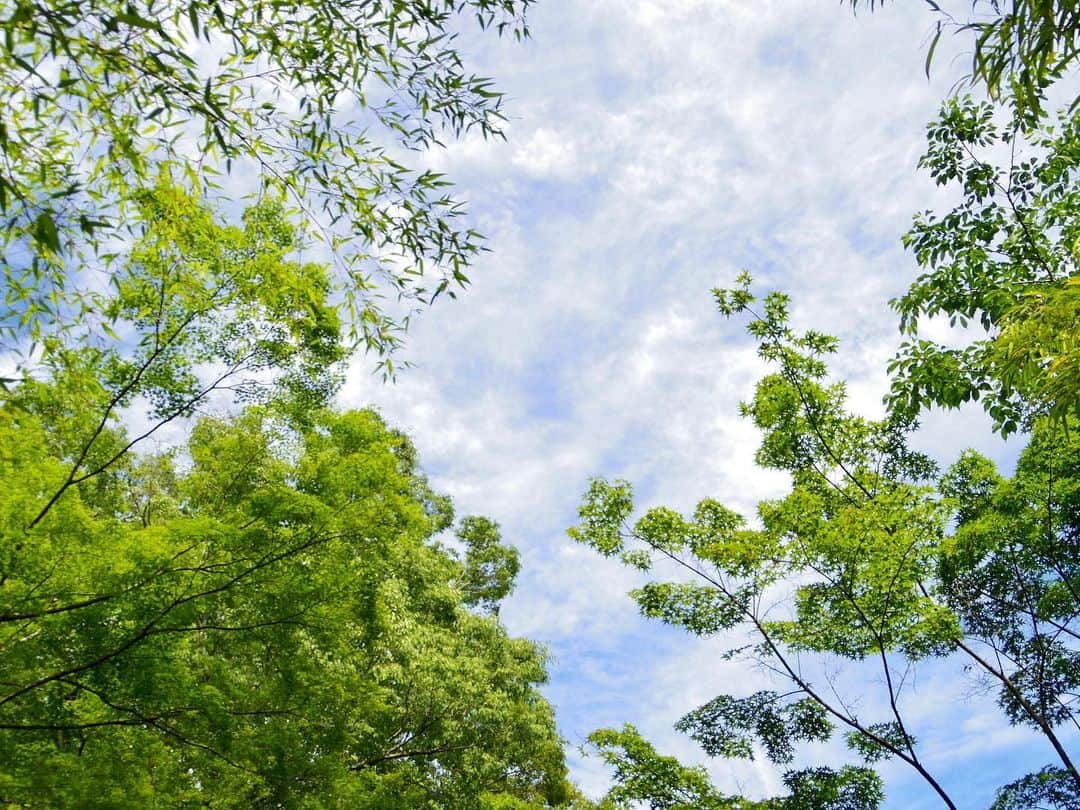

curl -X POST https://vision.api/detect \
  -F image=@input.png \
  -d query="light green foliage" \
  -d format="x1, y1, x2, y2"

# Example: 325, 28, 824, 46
0, 394, 573, 806
573, 279, 1080, 807
0, 33, 577, 799
113, 180, 345, 407
568, 478, 634, 557
847, 1, 1080, 122
781, 767, 884, 810
8, 183, 344, 532
632, 581, 750, 636
655, 279, 956, 667
0, 0, 532, 369
585, 725, 758, 810
889, 97, 1080, 434
457, 515, 521, 614
484, 793, 604, 810
938, 422, 1080, 736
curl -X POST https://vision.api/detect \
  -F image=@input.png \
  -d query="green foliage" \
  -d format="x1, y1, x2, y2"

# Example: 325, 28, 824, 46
675, 693, 832, 764
939, 422, 1080, 735
585, 725, 882, 810
889, 97, 1080, 434
0, 0, 533, 369
0, 392, 574, 806
573, 281, 1080, 808
843, 723, 911, 765
457, 515, 521, 614
992, 766, 1080, 810
633, 581, 750, 636
781, 767, 883, 810
5, 182, 346, 533
848, 1, 1080, 122
585, 726, 755, 810
567, 479, 634, 557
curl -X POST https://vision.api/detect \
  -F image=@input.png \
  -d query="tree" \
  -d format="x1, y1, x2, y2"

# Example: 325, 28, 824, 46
887, 96, 1080, 434
1, 0, 533, 371
0, 390, 575, 806
585, 725, 762, 810
572, 278, 1080, 808
458, 515, 522, 614
10, 181, 345, 535
0, 154, 581, 805
847, 1, 1080, 122
584, 725, 883, 810
937, 424, 1080, 805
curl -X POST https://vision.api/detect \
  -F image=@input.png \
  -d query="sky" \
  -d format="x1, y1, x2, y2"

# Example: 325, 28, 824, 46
0, 2, 1074, 806
331, 1, 1074, 807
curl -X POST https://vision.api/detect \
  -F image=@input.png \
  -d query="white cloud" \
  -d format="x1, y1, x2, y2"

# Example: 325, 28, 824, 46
512, 127, 583, 179
336, 1, 1049, 805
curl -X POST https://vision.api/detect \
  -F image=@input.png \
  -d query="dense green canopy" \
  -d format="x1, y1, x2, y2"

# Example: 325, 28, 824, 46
0, 175, 576, 807
0, 397, 573, 807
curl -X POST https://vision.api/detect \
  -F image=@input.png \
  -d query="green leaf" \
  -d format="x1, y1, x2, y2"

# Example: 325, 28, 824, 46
32, 211, 61, 253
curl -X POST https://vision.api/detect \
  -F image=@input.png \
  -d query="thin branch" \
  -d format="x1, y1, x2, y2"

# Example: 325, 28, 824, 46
630, 530, 958, 809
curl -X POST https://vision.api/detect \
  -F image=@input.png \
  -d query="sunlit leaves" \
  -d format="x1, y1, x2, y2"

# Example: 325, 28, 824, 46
457, 515, 521, 614
938, 421, 1080, 735
632, 582, 748, 636
0, 400, 572, 806
585, 726, 753, 810
781, 767, 883, 810
567, 478, 634, 557
890, 97, 1080, 434
4, 182, 351, 531
0, 0, 533, 371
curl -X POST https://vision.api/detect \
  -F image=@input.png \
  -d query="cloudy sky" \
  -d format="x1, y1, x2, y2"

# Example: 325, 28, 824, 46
336, 2, 1061, 806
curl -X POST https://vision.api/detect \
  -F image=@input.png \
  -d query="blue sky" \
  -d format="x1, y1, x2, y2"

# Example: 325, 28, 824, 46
331, 1, 1065, 806
0, 2, 1070, 805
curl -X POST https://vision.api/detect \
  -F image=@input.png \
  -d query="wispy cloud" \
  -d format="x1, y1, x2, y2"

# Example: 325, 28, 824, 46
338, 1, 1048, 805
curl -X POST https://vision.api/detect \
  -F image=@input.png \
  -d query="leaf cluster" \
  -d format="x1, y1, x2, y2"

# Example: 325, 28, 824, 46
0, 391, 574, 806
848, 1, 1080, 122
0, 0, 533, 370
889, 97, 1080, 434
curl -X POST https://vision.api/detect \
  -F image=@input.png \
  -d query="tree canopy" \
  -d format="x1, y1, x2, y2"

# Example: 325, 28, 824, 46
1, 0, 532, 372
0, 392, 574, 806
888, 96, 1080, 434
0, 155, 578, 807
6, 0, 1080, 806
573, 277, 1080, 809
